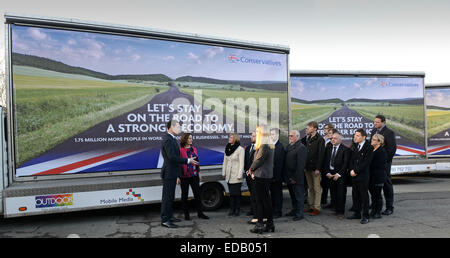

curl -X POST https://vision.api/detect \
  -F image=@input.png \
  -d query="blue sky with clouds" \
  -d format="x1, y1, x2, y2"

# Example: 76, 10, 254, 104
426, 88, 450, 109
11, 24, 288, 82
291, 76, 424, 101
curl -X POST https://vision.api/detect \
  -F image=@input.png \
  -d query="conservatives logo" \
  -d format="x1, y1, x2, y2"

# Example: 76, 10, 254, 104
380, 81, 419, 87
227, 54, 282, 66
35, 194, 73, 208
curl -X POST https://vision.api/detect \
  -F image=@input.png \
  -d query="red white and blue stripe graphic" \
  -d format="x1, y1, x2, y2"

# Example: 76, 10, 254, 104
16, 147, 224, 177
396, 144, 426, 156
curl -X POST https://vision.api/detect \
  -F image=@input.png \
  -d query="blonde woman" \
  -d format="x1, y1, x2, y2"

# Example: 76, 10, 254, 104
222, 133, 245, 216
369, 134, 387, 219
249, 124, 275, 234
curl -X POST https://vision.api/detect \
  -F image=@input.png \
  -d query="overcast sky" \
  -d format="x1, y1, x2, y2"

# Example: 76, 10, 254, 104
11, 24, 287, 81
291, 76, 424, 101
1, 0, 450, 84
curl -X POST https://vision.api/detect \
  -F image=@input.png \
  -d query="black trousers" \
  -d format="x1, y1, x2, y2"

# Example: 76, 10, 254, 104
383, 162, 394, 210
270, 179, 283, 216
321, 173, 330, 204
352, 180, 370, 219
254, 177, 273, 224
246, 174, 257, 217
329, 176, 347, 214
161, 178, 177, 223
180, 176, 202, 215
369, 184, 383, 214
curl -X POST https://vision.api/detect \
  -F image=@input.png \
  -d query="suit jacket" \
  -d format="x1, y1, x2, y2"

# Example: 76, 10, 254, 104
244, 143, 255, 173
370, 126, 397, 163
322, 143, 350, 180
160, 133, 188, 180
273, 141, 286, 182
250, 144, 274, 179
301, 133, 325, 171
349, 140, 374, 183
284, 140, 307, 185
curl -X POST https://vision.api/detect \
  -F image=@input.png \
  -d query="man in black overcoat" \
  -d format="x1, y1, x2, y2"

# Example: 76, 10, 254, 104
270, 128, 286, 218
348, 129, 374, 224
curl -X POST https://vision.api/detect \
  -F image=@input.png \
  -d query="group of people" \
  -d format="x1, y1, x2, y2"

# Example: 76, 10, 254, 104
159, 114, 397, 232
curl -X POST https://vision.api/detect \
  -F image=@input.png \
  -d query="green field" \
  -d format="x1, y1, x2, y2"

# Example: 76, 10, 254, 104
427, 108, 450, 137
291, 102, 340, 131
349, 104, 425, 145
13, 68, 165, 166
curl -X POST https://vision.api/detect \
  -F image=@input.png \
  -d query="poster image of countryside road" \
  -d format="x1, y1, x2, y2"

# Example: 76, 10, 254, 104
11, 24, 288, 176
290, 76, 425, 156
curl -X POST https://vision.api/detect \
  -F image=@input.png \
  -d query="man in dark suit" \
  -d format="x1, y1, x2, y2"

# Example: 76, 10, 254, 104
348, 129, 374, 224
322, 131, 350, 217
370, 114, 397, 215
244, 131, 257, 219
270, 128, 286, 218
160, 119, 198, 228
285, 130, 307, 221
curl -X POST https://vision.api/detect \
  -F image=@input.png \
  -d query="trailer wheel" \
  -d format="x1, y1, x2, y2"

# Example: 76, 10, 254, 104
200, 183, 224, 211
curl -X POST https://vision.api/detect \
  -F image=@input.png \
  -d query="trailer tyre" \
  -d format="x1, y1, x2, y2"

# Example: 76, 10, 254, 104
200, 183, 224, 211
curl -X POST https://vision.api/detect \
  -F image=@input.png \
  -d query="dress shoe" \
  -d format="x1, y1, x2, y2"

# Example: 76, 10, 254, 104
293, 216, 304, 221
228, 209, 235, 216
304, 208, 314, 213
285, 210, 296, 217
184, 212, 191, 221
360, 218, 369, 224
198, 213, 209, 220
382, 209, 393, 215
250, 223, 264, 234
170, 217, 181, 223
264, 223, 275, 233
161, 221, 178, 228
370, 213, 382, 219
309, 209, 320, 216
347, 213, 361, 220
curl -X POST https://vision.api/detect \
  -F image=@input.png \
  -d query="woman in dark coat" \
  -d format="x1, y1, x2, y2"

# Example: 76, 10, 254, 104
249, 124, 275, 234
369, 134, 387, 219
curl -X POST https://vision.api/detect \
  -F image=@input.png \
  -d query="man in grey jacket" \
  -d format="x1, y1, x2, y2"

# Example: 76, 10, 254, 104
285, 130, 307, 221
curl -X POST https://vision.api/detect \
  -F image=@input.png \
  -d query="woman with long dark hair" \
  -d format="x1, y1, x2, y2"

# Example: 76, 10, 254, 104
180, 133, 209, 220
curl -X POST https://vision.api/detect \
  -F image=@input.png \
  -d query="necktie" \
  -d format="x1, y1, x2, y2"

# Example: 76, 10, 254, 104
331, 146, 337, 168
358, 144, 362, 152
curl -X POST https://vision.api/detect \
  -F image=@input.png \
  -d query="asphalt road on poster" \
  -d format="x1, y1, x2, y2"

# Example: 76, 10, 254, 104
300, 105, 418, 147
41, 83, 232, 155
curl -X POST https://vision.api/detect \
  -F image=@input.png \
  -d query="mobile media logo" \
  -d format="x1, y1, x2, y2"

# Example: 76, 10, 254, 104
35, 194, 73, 208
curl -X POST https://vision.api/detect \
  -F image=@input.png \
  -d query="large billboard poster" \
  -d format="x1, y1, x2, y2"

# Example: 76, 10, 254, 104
426, 87, 450, 156
290, 74, 425, 156
10, 24, 289, 177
